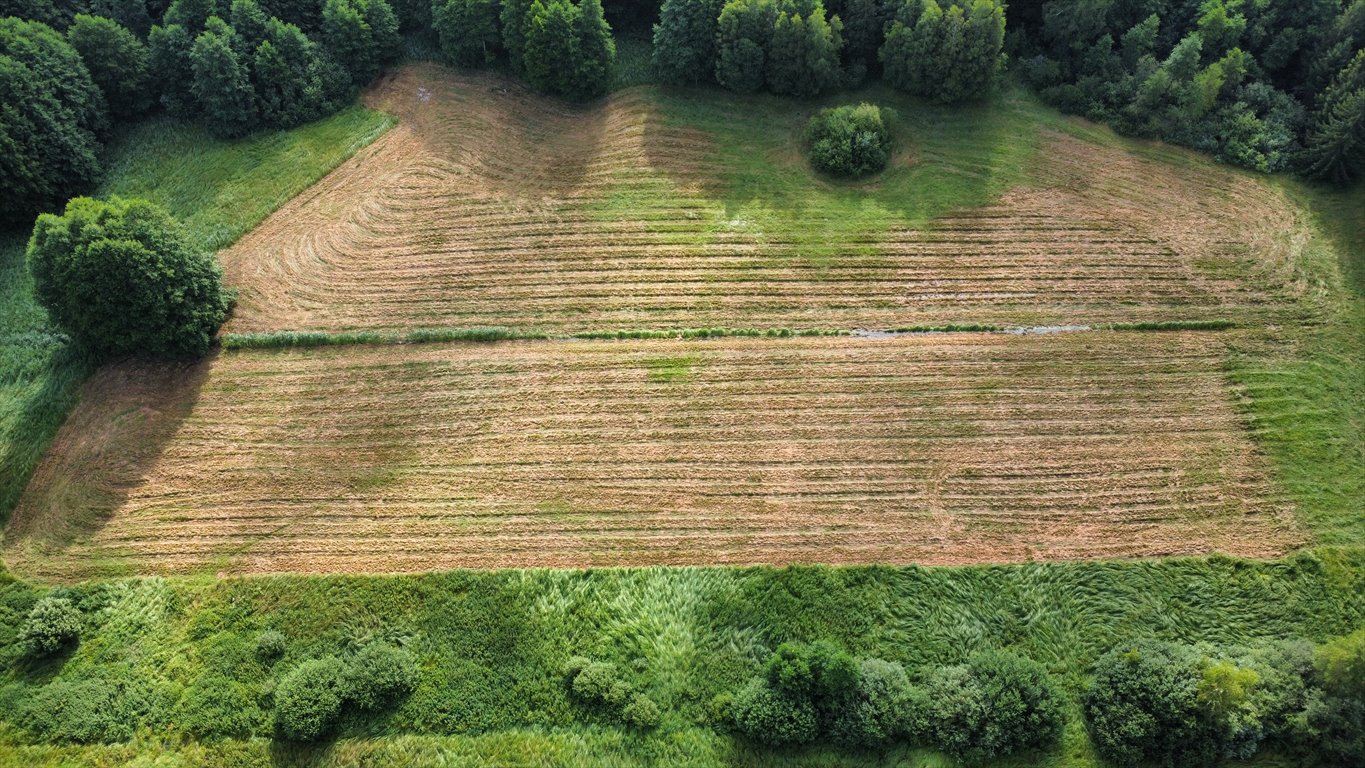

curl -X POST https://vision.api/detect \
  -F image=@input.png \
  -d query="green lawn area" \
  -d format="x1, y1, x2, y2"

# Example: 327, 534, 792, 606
0, 105, 394, 525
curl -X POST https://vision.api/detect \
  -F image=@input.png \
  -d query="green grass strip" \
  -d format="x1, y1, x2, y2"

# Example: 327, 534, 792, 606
1100, 320, 1236, 331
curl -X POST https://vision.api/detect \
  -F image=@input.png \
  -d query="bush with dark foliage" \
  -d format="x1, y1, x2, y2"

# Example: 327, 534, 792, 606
805, 103, 893, 177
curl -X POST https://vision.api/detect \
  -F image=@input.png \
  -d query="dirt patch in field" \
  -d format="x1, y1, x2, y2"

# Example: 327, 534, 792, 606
217, 64, 1307, 336
5, 333, 1301, 581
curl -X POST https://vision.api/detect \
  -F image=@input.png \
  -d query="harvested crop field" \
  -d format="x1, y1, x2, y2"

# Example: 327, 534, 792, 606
219, 64, 1306, 336
6, 332, 1300, 580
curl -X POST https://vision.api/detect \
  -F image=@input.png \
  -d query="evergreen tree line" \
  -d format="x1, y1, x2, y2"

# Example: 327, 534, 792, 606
432, 0, 615, 100
650, 0, 1005, 102
1, 0, 404, 227
1008, 0, 1365, 180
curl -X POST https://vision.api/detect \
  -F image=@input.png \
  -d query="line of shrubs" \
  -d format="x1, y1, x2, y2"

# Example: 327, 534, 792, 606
717, 641, 1066, 762
13, 596, 419, 744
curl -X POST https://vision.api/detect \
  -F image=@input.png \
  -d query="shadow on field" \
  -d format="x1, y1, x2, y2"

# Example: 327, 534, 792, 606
363, 64, 610, 198
2, 355, 213, 561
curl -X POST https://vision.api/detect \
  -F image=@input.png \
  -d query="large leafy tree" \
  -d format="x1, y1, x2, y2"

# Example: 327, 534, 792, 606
499, 0, 535, 72
253, 17, 342, 127
766, 0, 841, 96
27, 197, 229, 360
714, 0, 774, 93
650, 0, 725, 85
67, 14, 151, 120
147, 22, 197, 117
879, 0, 1004, 103
190, 17, 257, 137
322, 0, 400, 86
0, 17, 105, 229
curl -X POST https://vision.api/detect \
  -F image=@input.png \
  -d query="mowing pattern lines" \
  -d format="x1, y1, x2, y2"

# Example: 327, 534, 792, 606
5, 333, 1299, 579
219, 65, 1298, 335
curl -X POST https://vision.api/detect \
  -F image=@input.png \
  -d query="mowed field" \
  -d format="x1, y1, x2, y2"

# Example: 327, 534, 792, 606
6, 331, 1300, 579
4, 63, 1329, 580
220, 64, 1307, 335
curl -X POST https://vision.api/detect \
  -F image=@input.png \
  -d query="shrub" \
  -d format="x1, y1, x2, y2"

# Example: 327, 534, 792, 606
622, 693, 662, 728
805, 103, 893, 178
570, 660, 623, 702
765, 641, 860, 703
730, 676, 819, 746
947, 650, 1066, 761
827, 657, 922, 747
256, 629, 287, 661
344, 642, 420, 711
177, 675, 267, 740
1299, 629, 1365, 765
275, 657, 347, 741
27, 197, 229, 360
0, 17, 106, 229
18, 596, 81, 657
1084, 642, 1223, 766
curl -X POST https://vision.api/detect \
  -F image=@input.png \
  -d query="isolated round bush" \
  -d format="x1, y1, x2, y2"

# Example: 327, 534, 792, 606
27, 197, 229, 361
730, 677, 819, 746
19, 596, 82, 657
805, 104, 894, 178
255, 629, 287, 662
570, 660, 622, 702
275, 657, 347, 740
344, 643, 420, 711
622, 692, 662, 728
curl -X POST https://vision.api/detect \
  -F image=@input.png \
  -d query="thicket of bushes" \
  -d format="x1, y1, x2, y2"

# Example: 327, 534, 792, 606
1084, 632, 1365, 767
724, 642, 1065, 761
564, 656, 662, 728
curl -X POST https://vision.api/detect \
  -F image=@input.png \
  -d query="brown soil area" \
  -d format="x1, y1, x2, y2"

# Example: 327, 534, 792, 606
5, 333, 1301, 581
